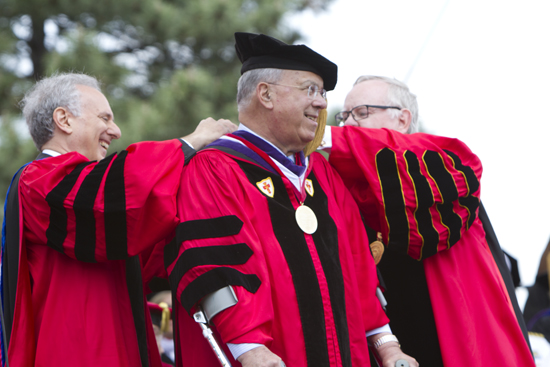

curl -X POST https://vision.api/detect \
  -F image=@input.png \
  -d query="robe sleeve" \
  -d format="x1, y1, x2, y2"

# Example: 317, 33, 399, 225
19, 139, 190, 263
329, 126, 482, 260
165, 150, 276, 347
140, 237, 172, 291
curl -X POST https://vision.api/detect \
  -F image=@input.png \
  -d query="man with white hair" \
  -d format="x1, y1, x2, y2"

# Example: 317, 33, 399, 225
1, 72, 235, 367
335, 75, 419, 134
321, 75, 534, 366
166, 34, 418, 367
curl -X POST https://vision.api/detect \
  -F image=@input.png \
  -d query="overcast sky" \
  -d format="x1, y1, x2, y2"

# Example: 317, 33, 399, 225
287, 0, 550, 307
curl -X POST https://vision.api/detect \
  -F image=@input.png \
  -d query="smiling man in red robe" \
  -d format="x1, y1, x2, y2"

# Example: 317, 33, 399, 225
322, 75, 534, 367
1, 72, 235, 367
165, 33, 418, 367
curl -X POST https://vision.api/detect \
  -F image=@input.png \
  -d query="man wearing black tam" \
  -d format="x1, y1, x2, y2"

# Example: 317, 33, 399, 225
166, 33, 418, 367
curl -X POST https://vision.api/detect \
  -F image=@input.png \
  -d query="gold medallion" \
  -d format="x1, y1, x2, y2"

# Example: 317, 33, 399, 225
370, 232, 385, 264
370, 241, 385, 265
295, 205, 318, 234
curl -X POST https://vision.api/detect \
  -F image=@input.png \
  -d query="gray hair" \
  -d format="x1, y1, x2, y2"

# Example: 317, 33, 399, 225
354, 75, 419, 133
20, 72, 102, 150
237, 68, 284, 112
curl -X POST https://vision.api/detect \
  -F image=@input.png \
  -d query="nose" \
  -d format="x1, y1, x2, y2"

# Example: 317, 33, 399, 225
109, 121, 122, 139
312, 94, 327, 109
343, 115, 358, 127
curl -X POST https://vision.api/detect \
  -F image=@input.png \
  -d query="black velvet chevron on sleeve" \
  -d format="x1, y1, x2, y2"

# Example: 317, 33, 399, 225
166, 215, 260, 313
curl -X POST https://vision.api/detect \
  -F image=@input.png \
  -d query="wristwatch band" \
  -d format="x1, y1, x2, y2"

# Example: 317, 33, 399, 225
373, 334, 399, 349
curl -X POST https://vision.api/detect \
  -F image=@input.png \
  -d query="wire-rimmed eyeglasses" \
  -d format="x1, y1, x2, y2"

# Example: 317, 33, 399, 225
335, 104, 401, 126
267, 83, 327, 100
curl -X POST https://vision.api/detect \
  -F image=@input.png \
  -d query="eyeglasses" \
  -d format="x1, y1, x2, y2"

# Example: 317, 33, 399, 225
267, 83, 327, 100
335, 104, 401, 125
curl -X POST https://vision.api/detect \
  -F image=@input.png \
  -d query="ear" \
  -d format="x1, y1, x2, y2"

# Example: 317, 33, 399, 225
257, 82, 274, 110
397, 108, 412, 134
52, 107, 73, 134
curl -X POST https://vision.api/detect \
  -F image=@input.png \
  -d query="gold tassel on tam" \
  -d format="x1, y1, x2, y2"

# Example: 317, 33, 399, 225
303, 101, 328, 157
159, 302, 171, 333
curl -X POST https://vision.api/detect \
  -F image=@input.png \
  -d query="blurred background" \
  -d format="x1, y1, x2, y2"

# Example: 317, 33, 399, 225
0, 0, 333, 199
285, 0, 550, 308
1, 0, 549, 308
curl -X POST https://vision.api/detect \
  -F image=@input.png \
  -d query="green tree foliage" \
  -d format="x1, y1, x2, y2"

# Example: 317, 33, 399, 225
0, 0, 333, 212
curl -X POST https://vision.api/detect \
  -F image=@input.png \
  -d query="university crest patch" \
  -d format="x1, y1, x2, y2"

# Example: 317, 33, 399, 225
305, 179, 314, 197
257, 177, 275, 198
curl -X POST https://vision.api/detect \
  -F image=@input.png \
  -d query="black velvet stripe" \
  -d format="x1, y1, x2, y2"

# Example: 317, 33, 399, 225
125, 255, 149, 367
404, 151, 439, 259
361, 216, 387, 291
235, 160, 331, 367
459, 196, 479, 229
207, 145, 255, 165
443, 149, 480, 195
376, 148, 409, 253
168, 243, 253, 292
443, 149, 480, 230
73, 155, 114, 263
363, 219, 378, 243
164, 236, 178, 269
306, 173, 351, 367
378, 248, 444, 366
36, 152, 51, 160
180, 267, 261, 313
46, 161, 95, 253
436, 202, 462, 248
104, 151, 128, 260
177, 216, 244, 244
423, 151, 463, 248
2, 167, 25, 346
378, 150, 444, 363
170, 285, 182, 366
180, 140, 196, 165
166, 215, 245, 297
422, 151, 459, 203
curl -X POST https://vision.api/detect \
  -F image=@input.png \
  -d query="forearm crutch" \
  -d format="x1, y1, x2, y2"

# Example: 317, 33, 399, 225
193, 286, 238, 367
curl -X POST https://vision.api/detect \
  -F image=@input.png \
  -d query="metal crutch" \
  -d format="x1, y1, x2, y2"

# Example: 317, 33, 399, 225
193, 286, 239, 367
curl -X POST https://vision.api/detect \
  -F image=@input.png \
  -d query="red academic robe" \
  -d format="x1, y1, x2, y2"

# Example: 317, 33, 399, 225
165, 143, 388, 367
329, 126, 534, 367
2, 140, 191, 367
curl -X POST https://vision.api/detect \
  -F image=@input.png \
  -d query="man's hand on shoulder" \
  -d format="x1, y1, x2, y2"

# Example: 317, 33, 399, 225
237, 345, 284, 367
183, 117, 237, 150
